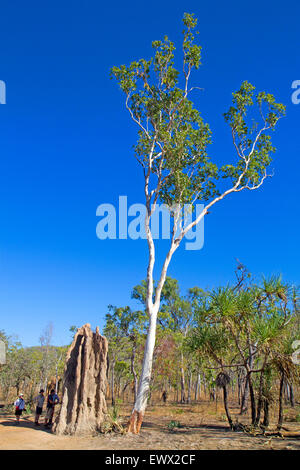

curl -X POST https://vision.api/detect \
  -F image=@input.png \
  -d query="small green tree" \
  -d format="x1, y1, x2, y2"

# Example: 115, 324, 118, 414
104, 305, 147, 404
188, 274, 298, 429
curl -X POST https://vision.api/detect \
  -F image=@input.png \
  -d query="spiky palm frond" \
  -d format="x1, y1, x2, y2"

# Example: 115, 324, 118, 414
216, 372, 231, 388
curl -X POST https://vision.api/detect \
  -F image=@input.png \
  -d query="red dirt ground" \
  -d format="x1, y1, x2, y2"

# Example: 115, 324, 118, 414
0, 401, 299, 450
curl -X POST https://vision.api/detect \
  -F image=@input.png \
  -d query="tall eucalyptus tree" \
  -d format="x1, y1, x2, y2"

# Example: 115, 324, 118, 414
111, 13, 285, 432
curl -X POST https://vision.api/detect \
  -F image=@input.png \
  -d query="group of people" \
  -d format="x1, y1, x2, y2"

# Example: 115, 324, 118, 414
14, 389, 59, 427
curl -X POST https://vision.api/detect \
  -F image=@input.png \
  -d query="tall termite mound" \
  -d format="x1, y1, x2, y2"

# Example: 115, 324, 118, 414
53, 323, 108, 435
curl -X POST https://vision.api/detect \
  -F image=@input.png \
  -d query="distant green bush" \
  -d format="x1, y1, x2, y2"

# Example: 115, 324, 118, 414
167, 420, 182, 430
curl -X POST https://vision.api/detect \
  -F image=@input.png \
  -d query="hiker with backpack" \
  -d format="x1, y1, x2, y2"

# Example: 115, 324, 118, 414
14, 393, 25, 424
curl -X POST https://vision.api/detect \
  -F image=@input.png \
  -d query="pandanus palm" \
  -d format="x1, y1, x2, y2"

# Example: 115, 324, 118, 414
216, 372, 233, 429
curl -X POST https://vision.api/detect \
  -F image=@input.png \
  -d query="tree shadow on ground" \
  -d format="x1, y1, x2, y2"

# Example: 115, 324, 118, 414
138, 421, 163, 430
140, 420, 231, 435
0, 416, 52, 433
189, 423, 230, 431
165, 424, 232, 438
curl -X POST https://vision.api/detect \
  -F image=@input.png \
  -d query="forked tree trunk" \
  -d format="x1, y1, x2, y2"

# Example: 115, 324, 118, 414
53, 324, 108, 436
127, 200, 187, 433
126, 191, 186, 433
254, 356, 268, 427
241, 342, 256, 414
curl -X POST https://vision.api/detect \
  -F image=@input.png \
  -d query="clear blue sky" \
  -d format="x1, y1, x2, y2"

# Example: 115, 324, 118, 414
0, 0, 299, 346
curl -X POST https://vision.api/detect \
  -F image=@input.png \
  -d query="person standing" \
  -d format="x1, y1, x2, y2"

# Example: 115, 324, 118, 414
162, 390, 168, 404
14, 393, 25, 424
34, 389, 45, 426
44, 389, 59, 427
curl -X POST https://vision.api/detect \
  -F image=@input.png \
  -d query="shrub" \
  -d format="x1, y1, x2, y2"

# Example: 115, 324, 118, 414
100, 404, 125, 434
167, 420, 182, 431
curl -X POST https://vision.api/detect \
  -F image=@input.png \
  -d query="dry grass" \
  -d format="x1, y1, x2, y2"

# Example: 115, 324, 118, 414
0, 398, 299, 450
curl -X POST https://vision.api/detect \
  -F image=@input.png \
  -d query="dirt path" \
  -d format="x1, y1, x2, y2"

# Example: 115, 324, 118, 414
1, 404, 299, 450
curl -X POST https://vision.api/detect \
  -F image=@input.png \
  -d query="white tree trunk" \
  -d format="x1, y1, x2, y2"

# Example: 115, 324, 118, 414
127, 304, 158, 433
195, 373, 201, 400
180, 352, 186, 403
